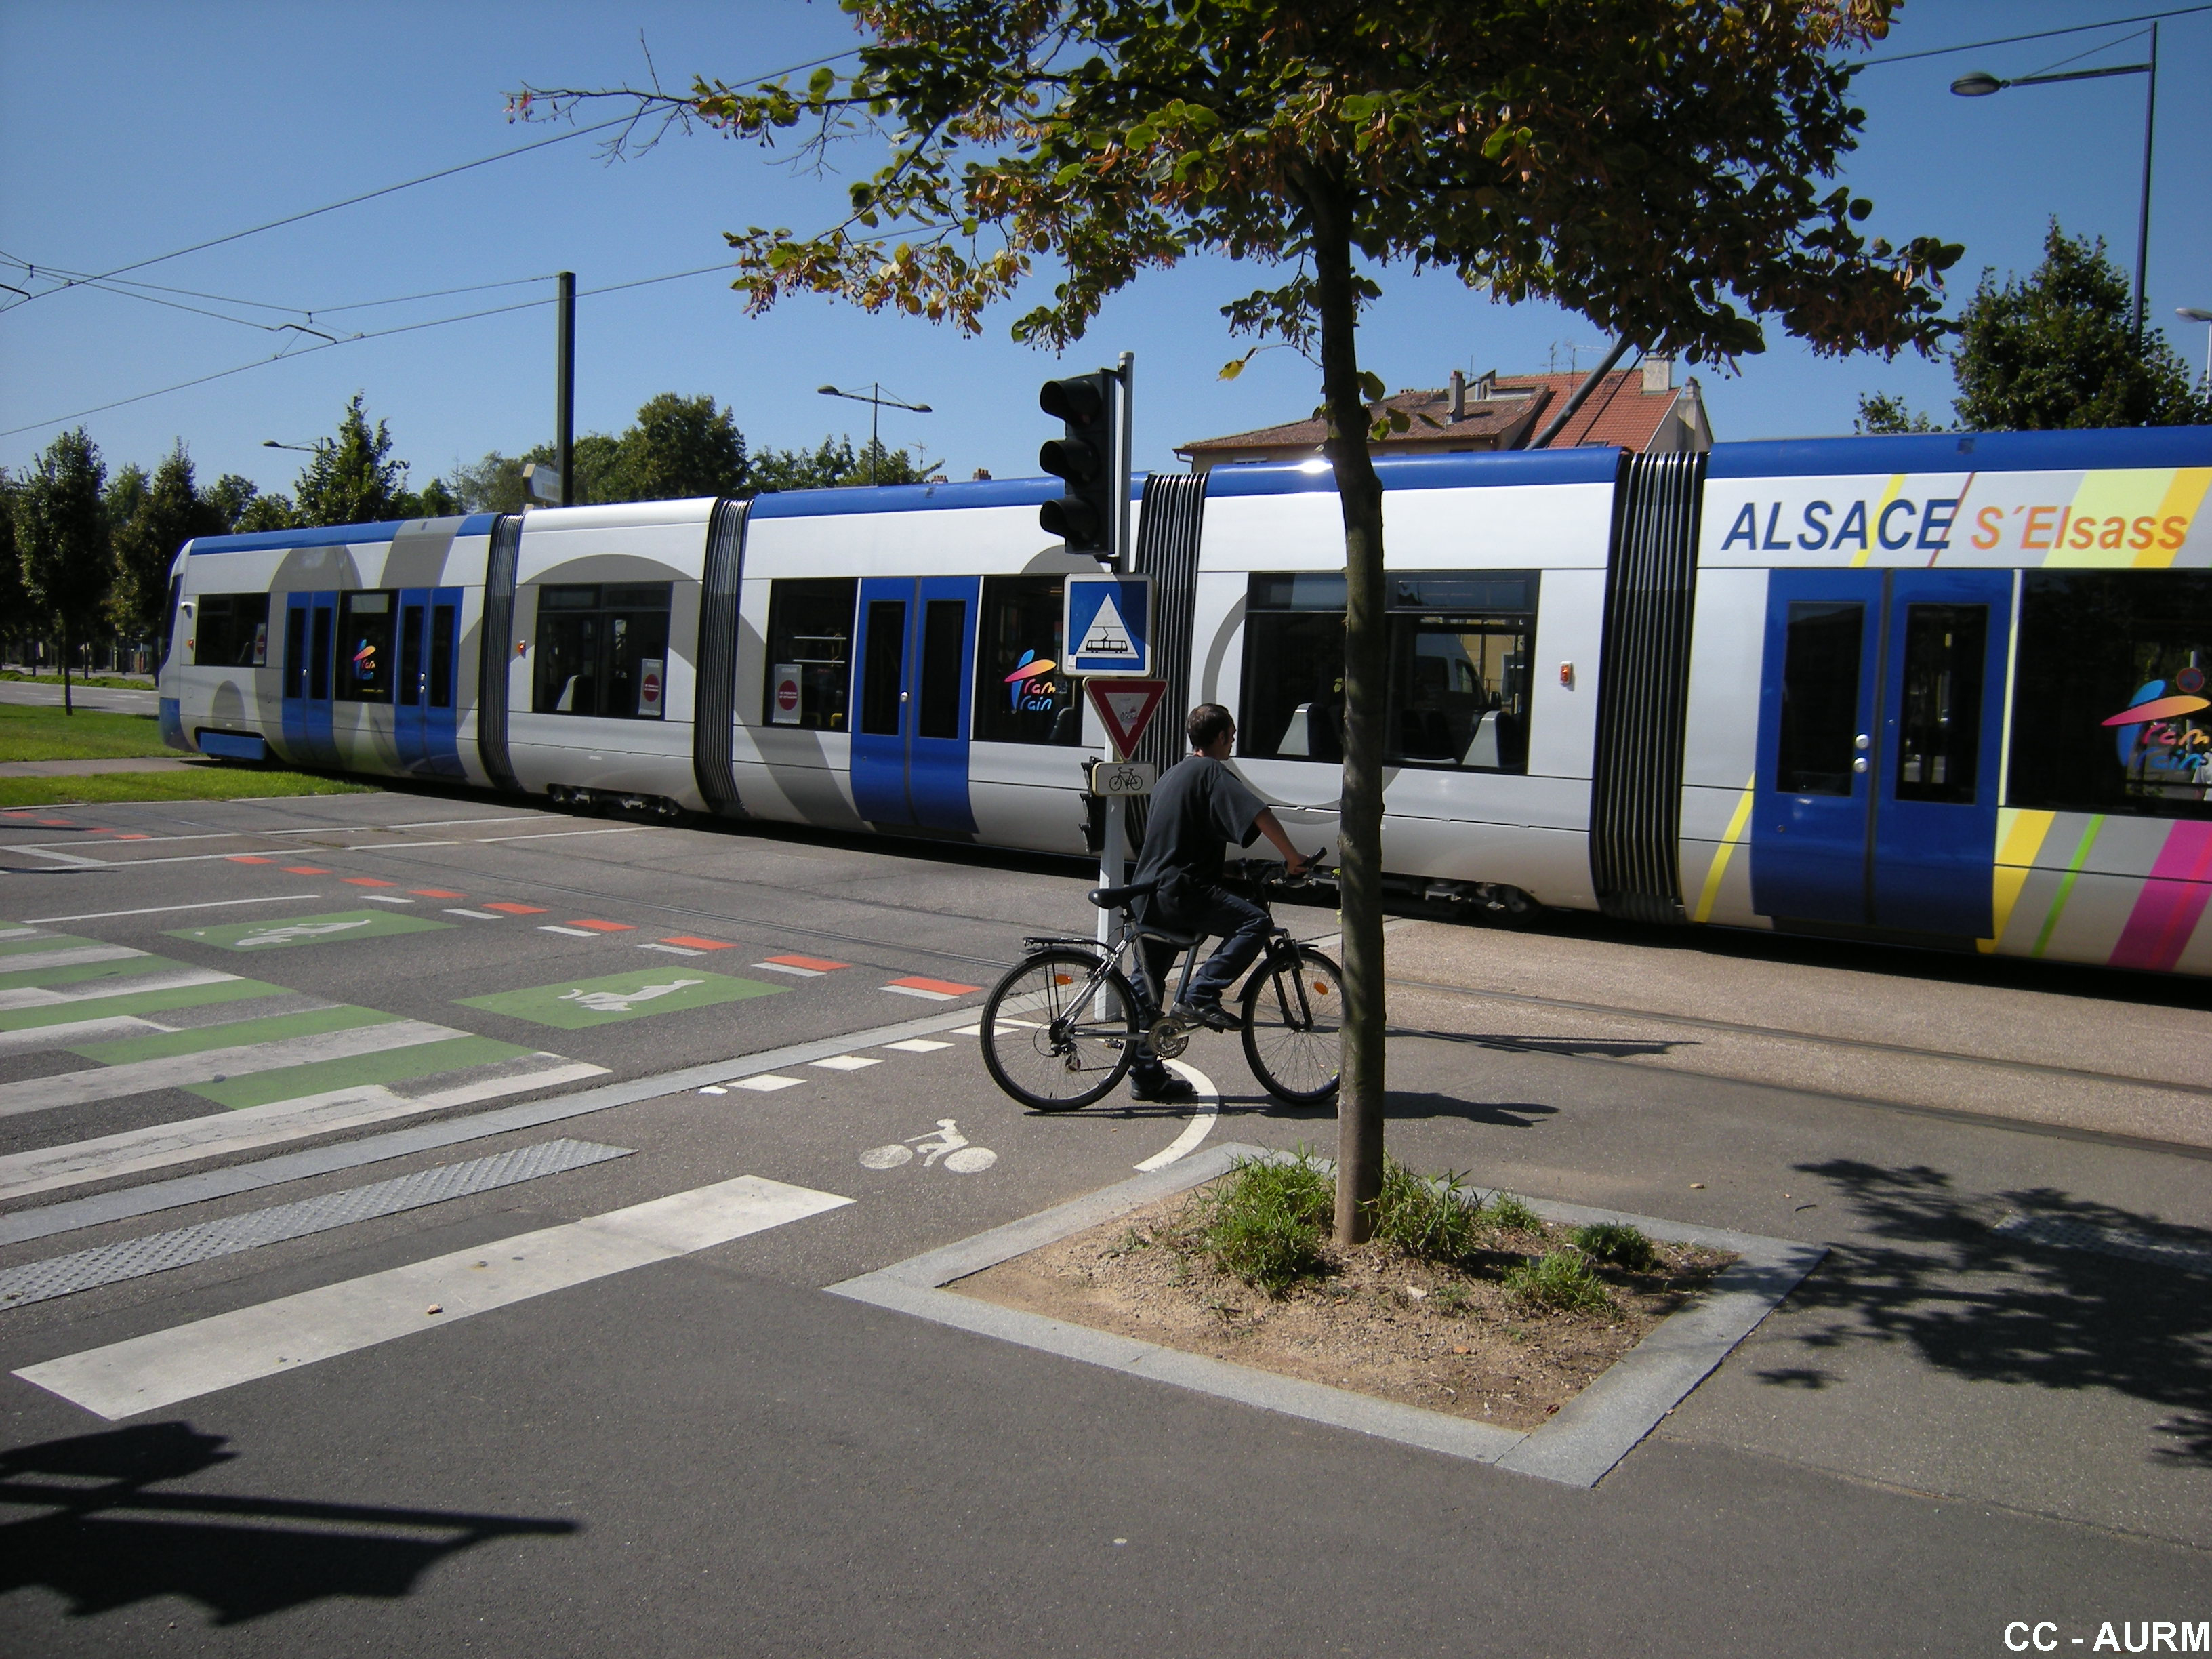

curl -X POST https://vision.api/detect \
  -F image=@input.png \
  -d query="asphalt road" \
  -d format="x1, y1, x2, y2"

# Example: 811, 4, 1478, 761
0, 781, 2206, 1655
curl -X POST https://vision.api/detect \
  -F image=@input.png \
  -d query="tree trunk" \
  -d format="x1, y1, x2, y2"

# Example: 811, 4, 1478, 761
1296, 159, 1389, 1246
60, 623, 73, 715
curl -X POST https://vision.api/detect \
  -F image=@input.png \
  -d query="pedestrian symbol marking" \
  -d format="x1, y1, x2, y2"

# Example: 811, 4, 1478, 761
459, 968, 785, 1029
1064, 573, 1152, 677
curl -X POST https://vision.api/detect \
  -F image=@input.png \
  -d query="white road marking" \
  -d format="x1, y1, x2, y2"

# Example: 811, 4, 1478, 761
882, 1038, 951, 1054
882, 985, 959, 1001
476, 827, 649, 843
1132, 1061, 1221, 1172
810, 1055, 879, 1072
0, 1015, 165, 1053
15, 1175, 853, 1419
538, 926, 598, 938
0, 944, 148, 975
0, 1059, 610, 1203
733, 1074, 801, 1092
638, 943, 705, 956
366, 840, 459, 848
361, 896, 415, 905
0, 1018, 466, 1119
0, 966, 240, 1012
752, 962, 823, 977
22, 896, 321, 924
10, 848, 108, 867
444, 908, 501, 920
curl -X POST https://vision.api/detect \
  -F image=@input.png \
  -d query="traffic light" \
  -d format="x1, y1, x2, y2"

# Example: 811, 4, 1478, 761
1039, 370, 1119, 559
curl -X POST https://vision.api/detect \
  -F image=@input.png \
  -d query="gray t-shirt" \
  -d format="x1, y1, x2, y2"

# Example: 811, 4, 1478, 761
1132, 755, 1265, 897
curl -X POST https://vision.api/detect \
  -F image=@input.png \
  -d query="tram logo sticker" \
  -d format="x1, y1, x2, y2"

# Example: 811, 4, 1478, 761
1004, 650, 1061, 712
352, 639, 378, 684
1063, 573, 1151, 676
169, 909, 454, 951
459, 967, 785, 1029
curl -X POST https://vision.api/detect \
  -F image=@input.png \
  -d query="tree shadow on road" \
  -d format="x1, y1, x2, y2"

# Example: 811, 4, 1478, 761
0, 1421, 577, 1626
1778, 1160, 2212, 1467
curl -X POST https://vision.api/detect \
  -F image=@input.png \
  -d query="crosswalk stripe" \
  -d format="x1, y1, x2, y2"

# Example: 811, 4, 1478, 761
14, 1175, 853, 1418
0, 1015, 168, 1053
0, 1018, 464, 1119
70, 1004, 396, 1064
0, 966, 245, 1017
0, 944, 148, 977
0, 1057, 611, 1203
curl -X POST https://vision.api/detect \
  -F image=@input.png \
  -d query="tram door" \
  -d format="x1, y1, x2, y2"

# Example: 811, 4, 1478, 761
280, 592, 337, 766
394, 586, 464, 776
1750, 568, 2011, 936
850, 576, 979, 831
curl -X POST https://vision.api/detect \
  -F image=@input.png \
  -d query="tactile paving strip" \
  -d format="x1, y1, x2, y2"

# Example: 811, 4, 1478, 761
0, 1138, 632, 1309
1992, 1212, 2212, 1277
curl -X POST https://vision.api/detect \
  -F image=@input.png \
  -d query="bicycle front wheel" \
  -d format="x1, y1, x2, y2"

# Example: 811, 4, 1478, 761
1240, 943, 1343, 1105
979, 947, 1140, 1111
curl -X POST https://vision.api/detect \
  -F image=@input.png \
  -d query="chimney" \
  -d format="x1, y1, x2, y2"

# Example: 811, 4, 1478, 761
1450, 369, 1466, 421
1641, 354, 1673, 394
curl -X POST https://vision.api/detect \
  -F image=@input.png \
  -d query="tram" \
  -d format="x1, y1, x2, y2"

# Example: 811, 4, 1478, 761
156, 424, 2212, 976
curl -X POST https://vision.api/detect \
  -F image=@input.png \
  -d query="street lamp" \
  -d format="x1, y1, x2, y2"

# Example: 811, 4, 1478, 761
2180, 308, 2212, 392
260, 438, 323, 453
817, 383, 933, 485
1952, 24, 2158, 341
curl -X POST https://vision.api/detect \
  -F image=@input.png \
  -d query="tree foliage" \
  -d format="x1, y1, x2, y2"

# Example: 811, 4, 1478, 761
750, 434, 930, 491
111, 442, 228, 640
1853, 391, 1939, 434
602, 392, 750, 500
292, 394, 414, 527
517, 0, 1959, 1242
14, 428, 116, 711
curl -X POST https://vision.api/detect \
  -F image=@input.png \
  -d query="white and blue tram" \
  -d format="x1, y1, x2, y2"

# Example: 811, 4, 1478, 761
158, 425, 2212, 975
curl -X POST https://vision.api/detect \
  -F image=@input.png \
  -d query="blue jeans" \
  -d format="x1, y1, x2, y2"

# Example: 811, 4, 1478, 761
1128, 888, 1269, 1089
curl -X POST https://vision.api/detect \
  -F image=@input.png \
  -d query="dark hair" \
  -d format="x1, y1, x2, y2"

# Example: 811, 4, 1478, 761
1187, 703, 1234, 750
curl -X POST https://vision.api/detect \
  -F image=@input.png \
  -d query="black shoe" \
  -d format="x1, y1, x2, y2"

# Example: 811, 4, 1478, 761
1174, 1000, 1240, 1033
1130, 1073, 1195, 1103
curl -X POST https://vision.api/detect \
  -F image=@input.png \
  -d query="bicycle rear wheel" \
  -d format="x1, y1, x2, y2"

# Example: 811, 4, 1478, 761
1240, 943, 1343, 1105
979, 947, 1140, 1111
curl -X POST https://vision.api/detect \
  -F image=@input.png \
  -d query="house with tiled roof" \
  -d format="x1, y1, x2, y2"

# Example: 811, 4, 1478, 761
1173, 357, 1711, 470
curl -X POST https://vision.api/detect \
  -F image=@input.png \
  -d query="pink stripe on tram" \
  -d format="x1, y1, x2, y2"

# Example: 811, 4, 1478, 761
2108, 821, 2212, 972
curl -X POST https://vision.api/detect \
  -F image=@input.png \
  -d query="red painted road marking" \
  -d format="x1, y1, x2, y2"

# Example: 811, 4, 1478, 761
409, 888, 466, 899
766, 954, 850, 972
342, 877, 398, 888
884, 975, 982, 1001
37, 819, 71, 827
226, 855, 274, 865
281, 866, 330, 875
565, 920, 634, 933
481, 902, 546, 916
662, 935, 737, 951
111, 833, 148, 840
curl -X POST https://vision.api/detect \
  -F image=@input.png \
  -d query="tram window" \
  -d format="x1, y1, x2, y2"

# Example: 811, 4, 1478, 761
531, 582, 672, 719
1238, 571, 1538, 772
2009, 572, 2212, 820
974, 575, 1081, 745
918, 600, 966, 739
283, 607, 306, 697
160, 575, 184, 668
764, 579, 855, 731
192, 594, 270, 669
309, 606, 333, 701
860, 601, 907, 736
398, 604, 424, 706
429, 605, 456, 708
1775, 601, 1864, 796
1894, 605, 1986, 804
335, 591, 396, 703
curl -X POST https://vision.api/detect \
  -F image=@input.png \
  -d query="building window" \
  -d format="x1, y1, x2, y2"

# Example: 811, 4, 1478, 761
975, 575, 1081, 745
764, 579, 856, 731
2009, 571, 2212, 819
531, 583, 672, 719
1238, 571, 1538, 772
336, 590, 396, 703
192, 593, 270, 669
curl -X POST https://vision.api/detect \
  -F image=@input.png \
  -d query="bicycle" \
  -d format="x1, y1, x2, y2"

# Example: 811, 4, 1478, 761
978, 855, 1343, 1111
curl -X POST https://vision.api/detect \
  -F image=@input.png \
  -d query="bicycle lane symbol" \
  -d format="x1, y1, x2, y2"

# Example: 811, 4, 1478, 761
859, 1119, 998, 1174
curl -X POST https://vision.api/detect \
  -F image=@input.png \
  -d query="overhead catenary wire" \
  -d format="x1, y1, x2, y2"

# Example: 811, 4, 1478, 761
1851, 2, 2211, 67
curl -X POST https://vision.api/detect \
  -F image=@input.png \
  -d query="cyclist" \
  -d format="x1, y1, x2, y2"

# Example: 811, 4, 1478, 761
1124, 702, 1315, 1102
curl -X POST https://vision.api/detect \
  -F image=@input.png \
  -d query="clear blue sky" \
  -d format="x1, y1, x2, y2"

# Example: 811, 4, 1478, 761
3, 1, 2207, 498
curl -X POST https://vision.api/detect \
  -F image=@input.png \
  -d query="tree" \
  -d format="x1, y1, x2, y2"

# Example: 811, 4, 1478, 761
234, 491, 300, 533
205, 473, 262, 532
749, 434, 930, 492
521, 1, 1957, 1240
14, 428, 116, 712
0, 476, 32, 661
602, 393, 750, 500
1951, 223, 2207, 433
112, 441, 227, 642
293, 394, 413, 527
1853, 391, 1939, 434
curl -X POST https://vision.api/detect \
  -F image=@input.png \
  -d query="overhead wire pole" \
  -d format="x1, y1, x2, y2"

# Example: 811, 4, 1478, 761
556, 272, 575, 507
2133, 22, 2159, 343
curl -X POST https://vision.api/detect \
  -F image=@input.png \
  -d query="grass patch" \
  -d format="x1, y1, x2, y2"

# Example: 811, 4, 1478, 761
0, 670, 155, 691
1372, 1158, 1485, 1265
1572, 1221, 1658, 1271
0, 703, 171, 762
1485, 1192, 1543, 1233
1201, 1147, 1333, 1295
0, 764, 373, 808
1505, 1250, 1618, 1315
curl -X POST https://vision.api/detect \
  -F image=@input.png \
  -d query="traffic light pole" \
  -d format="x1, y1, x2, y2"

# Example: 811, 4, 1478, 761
1097, 352, 1135, 951
556, 272, 576, 508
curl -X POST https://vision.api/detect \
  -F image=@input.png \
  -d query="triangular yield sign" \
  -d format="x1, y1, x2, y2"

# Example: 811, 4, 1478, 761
1077, 592, 1141, 661
1086, 678, 1168, 760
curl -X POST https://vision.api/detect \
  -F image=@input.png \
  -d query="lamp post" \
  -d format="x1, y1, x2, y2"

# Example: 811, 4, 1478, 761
1952, 22, 2158, 341
817, 383, 932, 485
260, 438, 323, 453
2180, 308, 2212, 391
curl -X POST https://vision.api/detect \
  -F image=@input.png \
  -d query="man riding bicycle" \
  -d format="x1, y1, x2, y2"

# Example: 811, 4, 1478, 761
1124, 703, 1315, 1102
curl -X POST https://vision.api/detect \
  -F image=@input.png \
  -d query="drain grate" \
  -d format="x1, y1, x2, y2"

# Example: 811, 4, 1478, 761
0, 1138, 632, 1309
1992, 1212, 2212, 1277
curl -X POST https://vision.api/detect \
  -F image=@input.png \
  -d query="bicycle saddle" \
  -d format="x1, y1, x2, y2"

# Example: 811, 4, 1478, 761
1087, 879, 1159, 909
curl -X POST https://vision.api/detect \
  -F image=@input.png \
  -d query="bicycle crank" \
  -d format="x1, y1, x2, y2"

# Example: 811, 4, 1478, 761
1145, 1012, 1192, 1061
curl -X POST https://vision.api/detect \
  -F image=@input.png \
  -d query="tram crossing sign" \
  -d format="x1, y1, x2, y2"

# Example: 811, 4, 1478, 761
1063, 573, 1151, 677
1086, 677, 1168, 761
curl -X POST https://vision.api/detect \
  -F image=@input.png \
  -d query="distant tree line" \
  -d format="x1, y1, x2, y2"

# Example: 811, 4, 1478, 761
0, 389, 937, 706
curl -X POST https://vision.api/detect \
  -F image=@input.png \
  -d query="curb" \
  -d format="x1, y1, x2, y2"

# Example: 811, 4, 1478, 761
827, 1143, 1825, 1488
